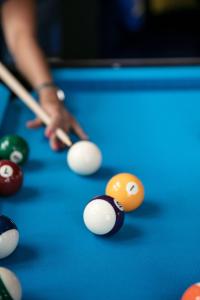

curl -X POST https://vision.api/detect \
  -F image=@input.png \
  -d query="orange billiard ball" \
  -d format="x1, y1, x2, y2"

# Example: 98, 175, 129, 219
105, 173, 144, 212
182, 283, 200, 300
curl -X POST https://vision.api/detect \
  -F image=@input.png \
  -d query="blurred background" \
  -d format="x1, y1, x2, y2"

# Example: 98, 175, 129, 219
61, 0, 200, 60
1, 0, 200, 62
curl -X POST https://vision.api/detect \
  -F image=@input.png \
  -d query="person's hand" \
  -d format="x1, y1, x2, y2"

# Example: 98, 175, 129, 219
26, 89, 88, 151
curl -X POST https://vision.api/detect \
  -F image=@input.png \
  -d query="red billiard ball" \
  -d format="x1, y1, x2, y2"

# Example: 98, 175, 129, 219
0, 160, 23, 196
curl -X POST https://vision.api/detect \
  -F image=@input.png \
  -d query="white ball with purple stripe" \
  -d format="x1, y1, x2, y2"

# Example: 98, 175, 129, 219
0, 267, 22, 300
83, 195, 125, 236
0, 215, 19, 259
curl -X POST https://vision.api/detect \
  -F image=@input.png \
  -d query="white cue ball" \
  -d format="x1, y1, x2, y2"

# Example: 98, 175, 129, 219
67, 141, 102, 175
0, 267, 22, 300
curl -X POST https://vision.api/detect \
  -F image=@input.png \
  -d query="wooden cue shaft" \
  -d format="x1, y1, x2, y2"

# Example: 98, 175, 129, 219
0, 62, 72, 147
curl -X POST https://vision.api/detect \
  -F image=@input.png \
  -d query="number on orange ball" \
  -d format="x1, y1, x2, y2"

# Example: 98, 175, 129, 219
182, 283, 200, 300
106, 173, 144, 212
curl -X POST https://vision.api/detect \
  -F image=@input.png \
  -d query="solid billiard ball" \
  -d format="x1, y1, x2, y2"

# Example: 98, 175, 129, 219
0, 160, 23, 196
106, 173, 144, 212
0, 215, 19, 259
0, 267, 22, 300
83, 195, 125, 236
67, 141, 102, 175
0, 135, 29, 165
181, 283, 200, 300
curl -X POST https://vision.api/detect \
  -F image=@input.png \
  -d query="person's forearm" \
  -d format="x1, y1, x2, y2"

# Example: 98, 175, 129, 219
1, 0, 53, 89
8, 34, 52, 89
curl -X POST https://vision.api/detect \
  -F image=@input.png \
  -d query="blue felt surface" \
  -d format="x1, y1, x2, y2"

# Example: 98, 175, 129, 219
0, 67, 200, 299
0, 84, 10, 130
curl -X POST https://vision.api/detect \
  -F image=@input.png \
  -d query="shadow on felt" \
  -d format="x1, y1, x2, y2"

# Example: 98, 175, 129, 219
128, 199, 162, 218
103, 223, 145, 244
23, 159, 45, 172
90, 166, 120, 181
5, 186, 40, 203
1, 243, 39, 267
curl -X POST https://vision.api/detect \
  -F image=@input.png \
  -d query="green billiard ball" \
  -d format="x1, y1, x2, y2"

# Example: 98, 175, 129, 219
0, 135, 29, 165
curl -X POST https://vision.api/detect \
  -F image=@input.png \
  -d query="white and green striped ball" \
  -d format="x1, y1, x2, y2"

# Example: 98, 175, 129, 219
0, 268, 22, 300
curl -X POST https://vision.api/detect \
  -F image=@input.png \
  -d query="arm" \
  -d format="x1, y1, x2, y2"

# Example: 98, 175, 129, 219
1, 0, 87, 150
1, 0, 52, 88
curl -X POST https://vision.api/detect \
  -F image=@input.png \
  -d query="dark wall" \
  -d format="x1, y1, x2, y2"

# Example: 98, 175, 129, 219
2, 0, 200, 62
61, 0, 100, 59
60, 1, 200, 60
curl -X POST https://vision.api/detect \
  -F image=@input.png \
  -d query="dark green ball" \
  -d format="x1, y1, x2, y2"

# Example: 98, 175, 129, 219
0, 135, 29, 165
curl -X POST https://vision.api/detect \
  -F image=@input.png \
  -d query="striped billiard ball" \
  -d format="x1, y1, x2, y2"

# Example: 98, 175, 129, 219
83, 195, 125, 236
0, 215, 19, 259
0, 267, 22, 300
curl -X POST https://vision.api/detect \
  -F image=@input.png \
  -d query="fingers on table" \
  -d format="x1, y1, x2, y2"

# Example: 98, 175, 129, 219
45, 119, 65, 151
71, 118, 88, 140
26, 118, 43, 129
27, 116, 88, 151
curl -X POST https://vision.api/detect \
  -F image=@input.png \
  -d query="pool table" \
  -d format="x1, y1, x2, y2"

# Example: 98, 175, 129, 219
1, 65, 200, 300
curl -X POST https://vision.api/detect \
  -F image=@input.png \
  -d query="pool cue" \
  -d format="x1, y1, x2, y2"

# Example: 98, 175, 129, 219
0, 62, 72, 147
